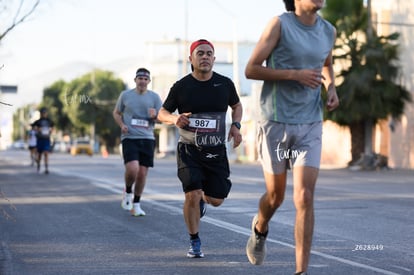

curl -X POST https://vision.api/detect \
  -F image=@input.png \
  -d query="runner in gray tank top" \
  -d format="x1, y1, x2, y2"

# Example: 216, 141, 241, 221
245, 1, 339, 274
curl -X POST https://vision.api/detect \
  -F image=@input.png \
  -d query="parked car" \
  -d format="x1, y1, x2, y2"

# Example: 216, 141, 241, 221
11, 139, 27, 150
70, 139, 93, 156
52, 140, 70, 153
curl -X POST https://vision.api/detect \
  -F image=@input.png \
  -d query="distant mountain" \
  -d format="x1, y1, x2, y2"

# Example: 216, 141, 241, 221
14, 61, 95, 106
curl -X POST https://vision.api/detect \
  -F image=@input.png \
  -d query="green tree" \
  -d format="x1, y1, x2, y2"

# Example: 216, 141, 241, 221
64, 70, 125, 152
322, 0, 412, 166
12, 106, 28, 140
42, 80, 71, 133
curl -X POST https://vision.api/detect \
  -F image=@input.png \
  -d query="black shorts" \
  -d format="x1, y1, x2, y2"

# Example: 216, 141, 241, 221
177, 143, 232, 199
122, 139, 155, 167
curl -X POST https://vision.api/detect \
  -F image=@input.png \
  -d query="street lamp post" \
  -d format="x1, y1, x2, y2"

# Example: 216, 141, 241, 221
364, 0, 374, 166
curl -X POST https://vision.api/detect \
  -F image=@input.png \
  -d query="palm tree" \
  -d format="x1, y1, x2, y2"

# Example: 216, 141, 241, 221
322, 0, 412, 167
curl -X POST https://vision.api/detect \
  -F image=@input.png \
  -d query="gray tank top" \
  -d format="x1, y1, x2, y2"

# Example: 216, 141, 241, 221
260, 12, 335, 123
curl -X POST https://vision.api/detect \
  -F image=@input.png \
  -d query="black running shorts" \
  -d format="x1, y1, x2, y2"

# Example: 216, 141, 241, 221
177, 143, 232, 199
122, 138, 155, 167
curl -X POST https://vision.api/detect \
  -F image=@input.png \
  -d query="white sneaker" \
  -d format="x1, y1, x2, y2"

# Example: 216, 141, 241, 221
131, 203, 146, 216
121, 192, 133, 211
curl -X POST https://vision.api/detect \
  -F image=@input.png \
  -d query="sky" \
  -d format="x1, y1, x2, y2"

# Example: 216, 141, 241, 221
0, 0, 286, 85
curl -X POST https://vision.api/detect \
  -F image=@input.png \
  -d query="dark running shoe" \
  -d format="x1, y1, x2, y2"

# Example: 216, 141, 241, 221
200, 199, 207, 218
246, 214, 267, 265
187, 238, 204, 258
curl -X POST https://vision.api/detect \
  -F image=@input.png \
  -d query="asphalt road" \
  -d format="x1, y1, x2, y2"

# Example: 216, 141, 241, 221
0, 150, 413, 275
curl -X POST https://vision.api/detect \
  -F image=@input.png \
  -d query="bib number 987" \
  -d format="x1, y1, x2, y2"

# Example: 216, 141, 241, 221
189, 118, 216, 129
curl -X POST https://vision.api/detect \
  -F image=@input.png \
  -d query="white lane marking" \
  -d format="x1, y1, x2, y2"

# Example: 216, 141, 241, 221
53, 167, 402, 275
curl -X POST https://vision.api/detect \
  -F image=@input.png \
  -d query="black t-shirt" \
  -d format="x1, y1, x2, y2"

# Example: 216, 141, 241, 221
163, 72, 240, 114
33, 118, 54, 139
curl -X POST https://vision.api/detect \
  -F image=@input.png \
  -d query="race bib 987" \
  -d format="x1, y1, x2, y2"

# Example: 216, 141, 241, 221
180, 112, 226, 147
188, 118, 217, 130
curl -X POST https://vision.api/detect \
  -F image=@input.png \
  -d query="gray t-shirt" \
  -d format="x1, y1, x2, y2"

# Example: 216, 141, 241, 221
260, 12, 335, 123
115, 88, 162, 140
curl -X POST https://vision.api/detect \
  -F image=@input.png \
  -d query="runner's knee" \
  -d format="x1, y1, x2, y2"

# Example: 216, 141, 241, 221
205, 196, 223, 207
294, 188, 313, 209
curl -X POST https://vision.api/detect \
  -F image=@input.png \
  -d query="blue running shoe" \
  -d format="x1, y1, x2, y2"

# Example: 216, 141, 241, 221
200, 199, 207, 218
187, 238, 204, 258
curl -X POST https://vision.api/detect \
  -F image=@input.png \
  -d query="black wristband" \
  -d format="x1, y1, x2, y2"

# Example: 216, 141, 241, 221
231, 122, 241, 130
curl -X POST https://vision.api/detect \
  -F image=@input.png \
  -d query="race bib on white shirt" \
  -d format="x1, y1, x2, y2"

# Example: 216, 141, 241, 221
41, 127, 50, 136
131, 118, 149, 128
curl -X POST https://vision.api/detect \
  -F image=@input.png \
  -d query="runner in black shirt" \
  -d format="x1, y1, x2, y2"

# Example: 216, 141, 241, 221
158, 39, 243, 258
33, 108, 54, 174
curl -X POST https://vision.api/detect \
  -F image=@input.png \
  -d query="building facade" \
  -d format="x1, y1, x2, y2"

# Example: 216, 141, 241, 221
371, 0, 414, 168
318, 0, 414, 169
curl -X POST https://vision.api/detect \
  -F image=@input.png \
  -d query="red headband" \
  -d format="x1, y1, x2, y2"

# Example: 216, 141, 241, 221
190, 39, 214, 55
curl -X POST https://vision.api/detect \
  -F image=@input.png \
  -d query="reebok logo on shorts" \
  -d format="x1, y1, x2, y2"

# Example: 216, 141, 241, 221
205, 153, 219, 159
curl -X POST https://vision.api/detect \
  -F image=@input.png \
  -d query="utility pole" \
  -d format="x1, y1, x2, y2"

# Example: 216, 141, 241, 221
232, 17, 240, 94
364, 0, 375, 167
182, 0, 189, 77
